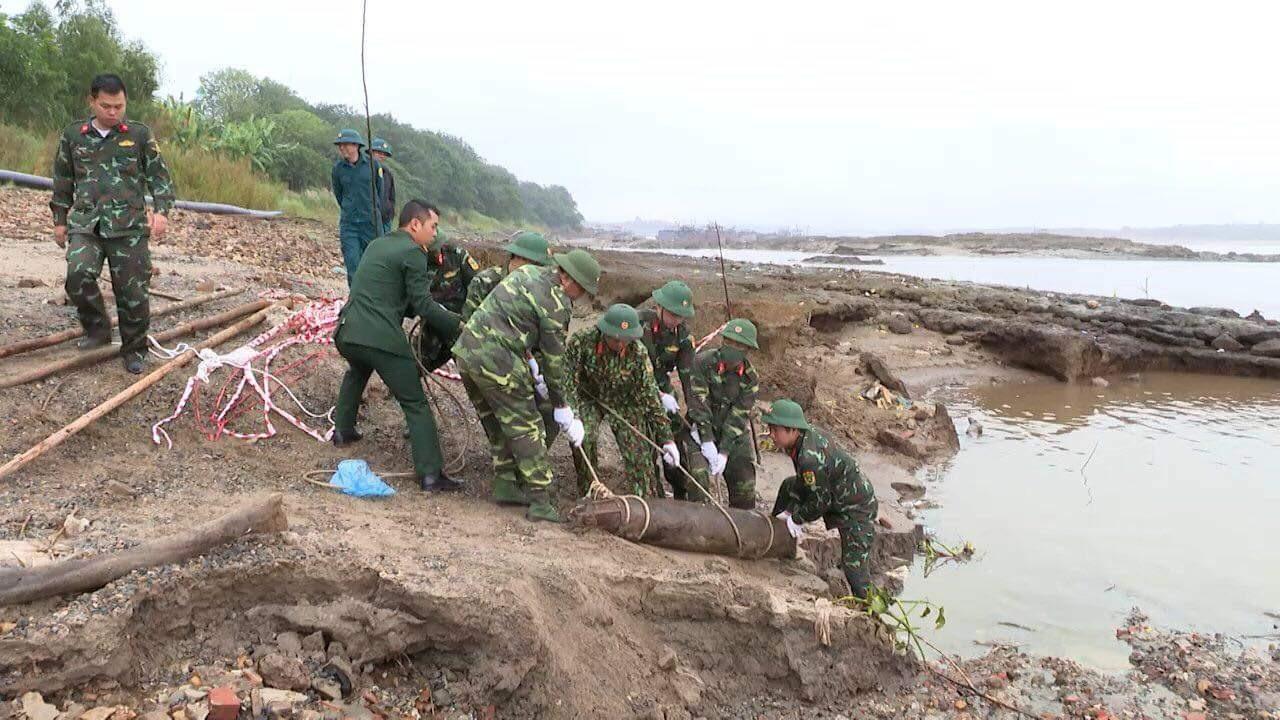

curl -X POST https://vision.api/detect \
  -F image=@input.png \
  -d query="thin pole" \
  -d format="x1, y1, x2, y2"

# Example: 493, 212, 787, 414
360, 0, 380, 235
713, 222, 732, 318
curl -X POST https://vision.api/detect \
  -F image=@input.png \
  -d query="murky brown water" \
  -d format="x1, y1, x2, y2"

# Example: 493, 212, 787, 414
909, 372, 1280, 670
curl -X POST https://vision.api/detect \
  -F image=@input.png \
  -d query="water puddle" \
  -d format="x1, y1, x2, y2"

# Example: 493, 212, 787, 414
908, 372, 1280, 670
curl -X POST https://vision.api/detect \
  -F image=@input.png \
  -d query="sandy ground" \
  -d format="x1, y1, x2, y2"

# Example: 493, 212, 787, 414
1, 185, 1278, 719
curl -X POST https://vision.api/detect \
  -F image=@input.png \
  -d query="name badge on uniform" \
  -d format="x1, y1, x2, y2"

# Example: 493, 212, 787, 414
444, 270, 458, 278
666, 345, 679, 353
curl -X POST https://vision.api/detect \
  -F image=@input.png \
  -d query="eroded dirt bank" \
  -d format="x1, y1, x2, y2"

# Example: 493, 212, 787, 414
1, 186, 1278, 718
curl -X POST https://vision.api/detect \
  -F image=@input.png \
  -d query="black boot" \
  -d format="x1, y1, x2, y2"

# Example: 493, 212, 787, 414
78, 333, 111, 351
332, 428, 363, 447
122, 352, 145, 375
420, 471, 463, 492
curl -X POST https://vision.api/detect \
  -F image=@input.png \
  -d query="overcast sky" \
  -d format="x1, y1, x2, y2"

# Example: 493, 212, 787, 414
11, 0, 1280, 233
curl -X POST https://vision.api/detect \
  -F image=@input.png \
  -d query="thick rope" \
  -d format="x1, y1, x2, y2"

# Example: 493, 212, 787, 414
407, 319, 469, 475
576, 444, 652, 541
583, 391, 746, 556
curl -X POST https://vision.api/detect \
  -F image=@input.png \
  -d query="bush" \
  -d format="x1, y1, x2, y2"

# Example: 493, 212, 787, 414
164, 144, 282, 211
0, 122, 55, 175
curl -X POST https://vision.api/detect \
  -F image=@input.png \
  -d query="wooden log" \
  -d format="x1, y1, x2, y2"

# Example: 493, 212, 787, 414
0, 304, 275, 481
0, 286, 247, 360
571, 497, 796, 560
148, 288, 185, 302
0, 298, 270, 388
0, 493, 287, 606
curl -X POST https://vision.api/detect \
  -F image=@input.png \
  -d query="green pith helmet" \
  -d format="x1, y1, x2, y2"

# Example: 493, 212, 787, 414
651, 280, 695, 318
597, 303, 643, 340
334, 128, 366, 146
761, 399, 809, 430
370, 137, 392, 155
505, 231, 552, 265
552, 249, 601, 296
721, 318, 759, 349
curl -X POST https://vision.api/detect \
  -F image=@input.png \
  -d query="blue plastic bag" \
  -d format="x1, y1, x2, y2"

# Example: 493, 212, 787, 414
330, 459, 396, 498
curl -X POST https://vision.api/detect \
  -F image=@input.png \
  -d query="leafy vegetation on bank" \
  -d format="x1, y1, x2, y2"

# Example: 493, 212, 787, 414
0, 1, 583, 229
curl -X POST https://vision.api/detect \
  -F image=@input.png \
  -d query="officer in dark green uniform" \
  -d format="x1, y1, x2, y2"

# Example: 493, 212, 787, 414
764, 399, 878, 598
50, 73, 175, 374
330, 128, 383, 287
332, 199, 462, 492
638, 281, 706, 500
415, 230, 480, 372
370, 138, 396, 235
687, 319, 761, 509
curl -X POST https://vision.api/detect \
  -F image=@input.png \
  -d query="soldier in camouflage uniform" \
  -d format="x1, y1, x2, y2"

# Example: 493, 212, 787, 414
565, 304, 680, 497
764, 399, 878, 598
415, 230, 480, 372
50, 74, 175, 374
637, 281, 708, 500
461, 231, 558, 449
687, 319, 761, 510
452, 250, 601, 522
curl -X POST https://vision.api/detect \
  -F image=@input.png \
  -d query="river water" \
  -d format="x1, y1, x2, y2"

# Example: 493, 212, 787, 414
623, 245, 1280, 670
914, 374, 1280, 670
618, 247, 1280, 319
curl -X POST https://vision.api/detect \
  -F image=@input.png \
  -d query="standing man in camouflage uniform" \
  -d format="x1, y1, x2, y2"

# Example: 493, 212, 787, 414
764, 399, 878, 598
565, 304, 680, 497
452, 250, 601, 522
330, 128, 383, 287
461, 231, 558, 448
369, 138, 396, 235
415, 229, 479, 372
332, 200, 463, 492
638, 281, 705, 500
686, 319, 760, 509
50, 73, 175, 375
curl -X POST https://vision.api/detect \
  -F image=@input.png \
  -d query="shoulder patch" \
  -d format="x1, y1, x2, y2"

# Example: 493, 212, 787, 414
802, 470, 817, 487
467, 256, 479, 270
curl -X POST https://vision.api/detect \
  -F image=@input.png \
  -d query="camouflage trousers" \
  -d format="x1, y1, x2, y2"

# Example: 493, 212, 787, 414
457, 356, 553, 490
772, 476, 875, 597
572, 400, 658, 497
661, 417, 711, 501
65, 230, 151, 356
715, 432, 757, 510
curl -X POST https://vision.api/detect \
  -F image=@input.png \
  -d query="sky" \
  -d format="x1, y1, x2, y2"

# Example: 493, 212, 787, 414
10, 0, 1280, 234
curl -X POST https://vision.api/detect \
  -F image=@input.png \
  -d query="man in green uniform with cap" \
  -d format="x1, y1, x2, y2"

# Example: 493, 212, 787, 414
332, 199, 462, 492
50, 73, 176, 374
763, 399, 878, 598
686, 318, 761, 509
638, 281, 706, 500
452, 249, 601, 521
370, 138, 396, 235
331, 128, 383, 287
565, 303, 681, 497
461, 231, 558, 449
415, 229, 480, 372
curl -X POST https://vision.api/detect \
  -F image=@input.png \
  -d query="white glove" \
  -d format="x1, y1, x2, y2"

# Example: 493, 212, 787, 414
776, 511, 804, 539
527, 357, 540, 377
690, 427, 701, 444
534, 375, 549, 400
710, 453, 728, 476
567, 418, 585, 447
700, 441, 719, 467
661, 442, 680, 467
659, 392, 680, 414
553, 406, 574, 429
